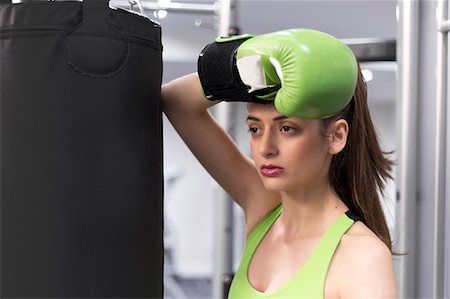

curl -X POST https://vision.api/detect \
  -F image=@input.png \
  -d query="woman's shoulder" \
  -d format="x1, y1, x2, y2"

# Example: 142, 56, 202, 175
329, 220, 397, 297
337, 220, 392, 269
341, 220, 391, 255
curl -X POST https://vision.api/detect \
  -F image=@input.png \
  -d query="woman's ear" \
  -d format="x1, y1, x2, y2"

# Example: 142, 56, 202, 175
328, 119, 349, 155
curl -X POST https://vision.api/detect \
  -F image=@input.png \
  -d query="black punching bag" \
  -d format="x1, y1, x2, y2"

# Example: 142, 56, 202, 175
0, 0, 163, 297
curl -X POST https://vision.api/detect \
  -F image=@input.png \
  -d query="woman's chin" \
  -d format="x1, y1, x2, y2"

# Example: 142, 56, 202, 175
262, 180, 287, 192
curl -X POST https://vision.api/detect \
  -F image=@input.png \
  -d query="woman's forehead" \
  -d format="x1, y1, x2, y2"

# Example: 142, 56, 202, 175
247, 102, 279, 115
246, 102, 319, 126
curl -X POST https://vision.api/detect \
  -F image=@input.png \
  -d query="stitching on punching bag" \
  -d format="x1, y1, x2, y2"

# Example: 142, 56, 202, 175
64, 0, 130, 78
63, 32, 130, 78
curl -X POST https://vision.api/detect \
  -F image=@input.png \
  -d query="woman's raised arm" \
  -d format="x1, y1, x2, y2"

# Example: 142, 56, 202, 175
162, 73, 280, 219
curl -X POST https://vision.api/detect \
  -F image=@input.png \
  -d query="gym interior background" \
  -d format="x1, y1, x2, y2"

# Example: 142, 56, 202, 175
159, 2, 399, 298
1, 0, 449, 298
141, 0, 447, 298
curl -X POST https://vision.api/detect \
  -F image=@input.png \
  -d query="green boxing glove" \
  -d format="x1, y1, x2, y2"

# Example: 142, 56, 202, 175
198, 29, 358, 119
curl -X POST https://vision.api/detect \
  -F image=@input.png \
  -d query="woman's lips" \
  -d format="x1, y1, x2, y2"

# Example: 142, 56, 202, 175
260, 164, 285, 177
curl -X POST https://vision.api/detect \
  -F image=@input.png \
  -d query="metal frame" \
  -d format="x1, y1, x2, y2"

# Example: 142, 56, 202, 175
208, 3, 235, 298
343, 38, 396, 61
436, 0, 449, 297
110, 0, 219, 14
395, 0, 419, 297
446, 4, 450, 294
136, 1, 218, 14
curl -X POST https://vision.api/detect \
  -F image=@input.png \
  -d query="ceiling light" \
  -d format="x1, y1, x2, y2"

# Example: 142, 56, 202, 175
362, 69, 374, 82
154, 9, 168, 19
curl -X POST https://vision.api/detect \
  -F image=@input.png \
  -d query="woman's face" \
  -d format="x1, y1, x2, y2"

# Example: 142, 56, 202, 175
246, 103, 333, 193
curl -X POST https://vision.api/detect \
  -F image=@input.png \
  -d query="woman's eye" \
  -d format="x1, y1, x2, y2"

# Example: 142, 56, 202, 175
281, 126, 294, 132
248, 127, 260, 135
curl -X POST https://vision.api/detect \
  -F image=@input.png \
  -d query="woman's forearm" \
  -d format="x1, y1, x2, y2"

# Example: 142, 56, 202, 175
162, 73, 218, 119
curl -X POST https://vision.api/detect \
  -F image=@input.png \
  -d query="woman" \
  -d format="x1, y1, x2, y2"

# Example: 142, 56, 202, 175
162, 29, 397, 298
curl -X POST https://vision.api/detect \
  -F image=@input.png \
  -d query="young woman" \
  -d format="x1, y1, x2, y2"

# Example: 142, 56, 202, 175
162, 29, 397, 298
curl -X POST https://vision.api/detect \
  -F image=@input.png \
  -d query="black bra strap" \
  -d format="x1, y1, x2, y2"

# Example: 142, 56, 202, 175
345, 209, 362, 222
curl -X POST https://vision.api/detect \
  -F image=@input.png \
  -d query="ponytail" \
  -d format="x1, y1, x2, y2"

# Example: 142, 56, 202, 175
321, 66, 394, 251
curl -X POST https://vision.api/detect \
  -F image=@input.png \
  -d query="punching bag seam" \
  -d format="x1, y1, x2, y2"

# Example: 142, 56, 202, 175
62, 6, 131, 79
65, 33, 161, 50
0, 32, 66, 40
64, 37, 131, 79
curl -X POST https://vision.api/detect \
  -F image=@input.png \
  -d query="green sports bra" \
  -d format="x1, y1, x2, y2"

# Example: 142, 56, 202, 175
228, 205, 357, 299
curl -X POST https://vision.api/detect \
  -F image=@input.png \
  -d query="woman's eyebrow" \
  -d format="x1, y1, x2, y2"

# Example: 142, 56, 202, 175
246, 115, 259, 122
273, 115, 289, 121
246, 115, 289, 122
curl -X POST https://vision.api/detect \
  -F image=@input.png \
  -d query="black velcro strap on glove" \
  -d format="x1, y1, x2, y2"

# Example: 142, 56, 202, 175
198, 35, 253, 102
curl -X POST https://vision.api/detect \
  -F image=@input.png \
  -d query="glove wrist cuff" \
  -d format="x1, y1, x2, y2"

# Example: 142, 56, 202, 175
198, 35, 253, 102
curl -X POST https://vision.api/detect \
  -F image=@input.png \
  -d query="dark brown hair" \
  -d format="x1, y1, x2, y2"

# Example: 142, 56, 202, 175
321, 66, 394, 251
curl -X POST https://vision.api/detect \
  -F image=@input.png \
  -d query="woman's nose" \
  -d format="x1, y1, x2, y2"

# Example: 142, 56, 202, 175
258, 131, 278, 158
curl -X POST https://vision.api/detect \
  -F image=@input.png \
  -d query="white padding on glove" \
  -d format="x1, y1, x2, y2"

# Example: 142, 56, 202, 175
236, 55, 267, 93
269, 57, 284, 83
236, 55, 283, 93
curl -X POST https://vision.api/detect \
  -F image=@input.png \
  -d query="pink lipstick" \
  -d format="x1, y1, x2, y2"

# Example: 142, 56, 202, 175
260, 164, 285, 177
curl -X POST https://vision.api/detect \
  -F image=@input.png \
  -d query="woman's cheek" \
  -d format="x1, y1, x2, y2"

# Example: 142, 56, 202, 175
288, 138, 328, 171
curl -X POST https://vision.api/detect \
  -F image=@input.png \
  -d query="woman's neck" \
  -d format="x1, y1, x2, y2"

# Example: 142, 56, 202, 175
276, 181, 348, 242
